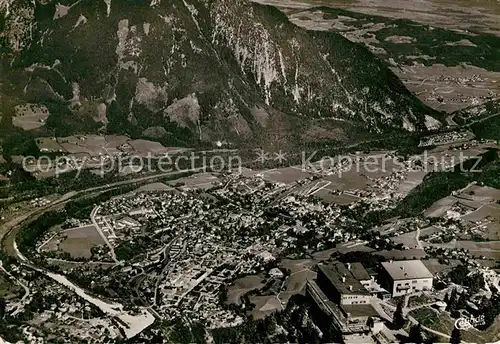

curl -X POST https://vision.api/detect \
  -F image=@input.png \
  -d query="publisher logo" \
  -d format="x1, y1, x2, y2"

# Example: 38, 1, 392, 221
454, 315, 485, 330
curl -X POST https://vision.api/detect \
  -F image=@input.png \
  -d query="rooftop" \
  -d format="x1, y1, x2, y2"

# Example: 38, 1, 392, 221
381, 260, 433, 281
341, 304, 379, 318
318, 263, 370, 296
349, 262, 371, 281
343, 333, 376, 344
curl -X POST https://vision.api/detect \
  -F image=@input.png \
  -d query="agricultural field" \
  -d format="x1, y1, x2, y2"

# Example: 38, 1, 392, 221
253, 0, 500, 113
253, 0, 500, 36
136, 182, 175, 193
277, 259, 317, 304
249, 295, 283, 319
320, 172, 372, 192
423, 184, 500, 241
310, 248, 336, 261
227, 276, 265, 305
226, 258, 318, 313
12, 104, 50, 130
313, 190, 360, 205
58, 136, 110, 157
39, 225, 106, 259
374, 248, 427, 260
258, 167, 315, 185
128, 140, 173, 156
32, 135, 185, 158
168, 173, 221, 191
277, 268, 316, 305
428, 241, 500, 260
422, 258, 461, 276
392, 64, 500, 114
392, 231, 420, 249
35, 137, 65, 153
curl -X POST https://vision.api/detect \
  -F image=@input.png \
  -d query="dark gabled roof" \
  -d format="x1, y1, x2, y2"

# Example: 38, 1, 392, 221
318, 264, 370, 296
341, 304, 379, 318
350, 262, 371, 281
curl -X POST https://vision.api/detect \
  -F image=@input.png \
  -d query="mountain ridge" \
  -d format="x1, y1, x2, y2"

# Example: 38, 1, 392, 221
0, 0, 443, 150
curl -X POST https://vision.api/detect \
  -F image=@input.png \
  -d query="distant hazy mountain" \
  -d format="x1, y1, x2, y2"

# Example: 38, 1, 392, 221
0, 0, 441, 148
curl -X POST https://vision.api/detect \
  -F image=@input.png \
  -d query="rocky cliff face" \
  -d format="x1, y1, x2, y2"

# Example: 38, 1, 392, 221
0, 0, 440, 148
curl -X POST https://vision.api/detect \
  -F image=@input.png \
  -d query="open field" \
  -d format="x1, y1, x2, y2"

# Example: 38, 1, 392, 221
375, 248, 426, 260
32, 134, 186, 158
129, 139, 178, 156
12, 104, 49, 130
422, 258, 461, 276
35, 138, 65, 153
335, 241, 374, 255
311, 248, 336, 261
462, 203, 500, 241
320, 172, 372, 191
459, 185, 500, 203
424, 196, 463, 218
227, 259, 318, 310
313, 190, 361, 205
227, 276, 264, 305
452, 240, 500, 259
422, 258, 453, 276
42, 225, 106, 259
136, 182, 175, 192
392, 64, 500, 113
425, 184, 500, 219
102, 135, 130, 155
481, 222, 500, 241
426, 240, 500, 259
278, 259, 317, 305
259, 167, 315, 185
397, 170, 428, 195
59, 136, 109, 157
420, 226, 443, 237
392, 231, 419, 249
422, 184, 500, 240
252, 0, 500, 113
252, 0, 500, 36
278, 268, 316, 302
169, 173, 221, 190
249, 295, 283, 319
462, 203, 500, 222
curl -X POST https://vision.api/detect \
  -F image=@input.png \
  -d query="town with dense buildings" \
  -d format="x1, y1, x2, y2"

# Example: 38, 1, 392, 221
1, 0, 500, 342
0, 129, 499, 343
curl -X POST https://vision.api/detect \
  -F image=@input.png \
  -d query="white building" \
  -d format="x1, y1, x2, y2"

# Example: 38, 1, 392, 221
380, 260, 433, 297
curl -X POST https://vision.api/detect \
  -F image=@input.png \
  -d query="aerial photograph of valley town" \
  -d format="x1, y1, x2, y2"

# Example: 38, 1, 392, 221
0, 0, 500, 343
